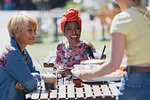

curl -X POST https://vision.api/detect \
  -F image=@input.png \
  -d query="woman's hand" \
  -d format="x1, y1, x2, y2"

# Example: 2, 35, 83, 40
58, 68, 67, 77
78, 70, 94, 81
15, 82, 24, 90
53, 65, 59, 70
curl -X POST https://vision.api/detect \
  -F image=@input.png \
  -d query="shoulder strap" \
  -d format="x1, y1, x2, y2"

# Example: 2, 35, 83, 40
136, 7, 150, 16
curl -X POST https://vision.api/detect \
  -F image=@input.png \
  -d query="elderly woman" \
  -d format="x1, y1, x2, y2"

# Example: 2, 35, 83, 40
79, 0, 150, 100
55, 8, 96, 68
0, 12, 41, 100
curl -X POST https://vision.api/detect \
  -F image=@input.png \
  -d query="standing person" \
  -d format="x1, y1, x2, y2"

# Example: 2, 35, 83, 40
55, 8, 96, 68
79, 0, 150, 100
0, 11, 41, 100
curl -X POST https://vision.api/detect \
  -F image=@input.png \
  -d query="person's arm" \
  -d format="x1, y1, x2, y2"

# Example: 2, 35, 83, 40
84, 41, 96, 52
85, 41, 94, 48
79, 33, 126, 80
55, 43, 62, 65
4, 51, 38, 91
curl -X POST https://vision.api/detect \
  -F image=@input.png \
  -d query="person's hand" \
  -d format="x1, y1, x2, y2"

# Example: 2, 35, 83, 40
58, 68, 67, 77
63, 67, 73, 75
78, 70, 94, 81
15, 82, 24, 90
53, 65, 59, 71
32, 73, 42, 82
65, 68, 72, 75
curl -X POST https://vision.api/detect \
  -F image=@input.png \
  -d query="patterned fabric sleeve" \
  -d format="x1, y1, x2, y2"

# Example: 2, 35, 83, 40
56, 51, 61, 64
0, 46, 12, 68
55, 41, 64, 64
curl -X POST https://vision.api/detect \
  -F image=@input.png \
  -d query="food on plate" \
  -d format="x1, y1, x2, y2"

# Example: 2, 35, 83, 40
105, 70, 124, 77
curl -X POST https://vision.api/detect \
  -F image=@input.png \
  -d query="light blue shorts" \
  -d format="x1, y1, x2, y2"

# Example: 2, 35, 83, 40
116, 66, 150, 100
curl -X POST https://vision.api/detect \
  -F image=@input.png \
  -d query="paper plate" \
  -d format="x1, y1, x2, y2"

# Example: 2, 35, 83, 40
81, 59, 105, 65
71, 67, 124, 82
72, 64, 101, 77
89, 75, 123, 82
73, 64, 101, 69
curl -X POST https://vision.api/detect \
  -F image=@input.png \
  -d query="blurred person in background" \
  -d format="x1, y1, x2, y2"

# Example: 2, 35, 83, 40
4, 0, 11, 10
79, 0, 150, 100
19, 0, 36, 10
0, 11, 41, 100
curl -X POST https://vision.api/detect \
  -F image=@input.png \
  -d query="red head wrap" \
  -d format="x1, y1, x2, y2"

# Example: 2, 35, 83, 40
60, 8, 82, 34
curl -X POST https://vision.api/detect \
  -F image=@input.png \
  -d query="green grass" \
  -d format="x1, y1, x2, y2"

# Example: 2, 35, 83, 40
27, 30, 111, 73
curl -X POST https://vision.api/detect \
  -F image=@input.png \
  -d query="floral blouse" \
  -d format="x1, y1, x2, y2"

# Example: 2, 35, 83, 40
56, 40, 96, 67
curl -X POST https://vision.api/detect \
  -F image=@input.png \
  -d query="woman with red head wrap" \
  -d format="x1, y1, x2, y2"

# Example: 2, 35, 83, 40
60, 8, 82, 34
55, 8, 96, 75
